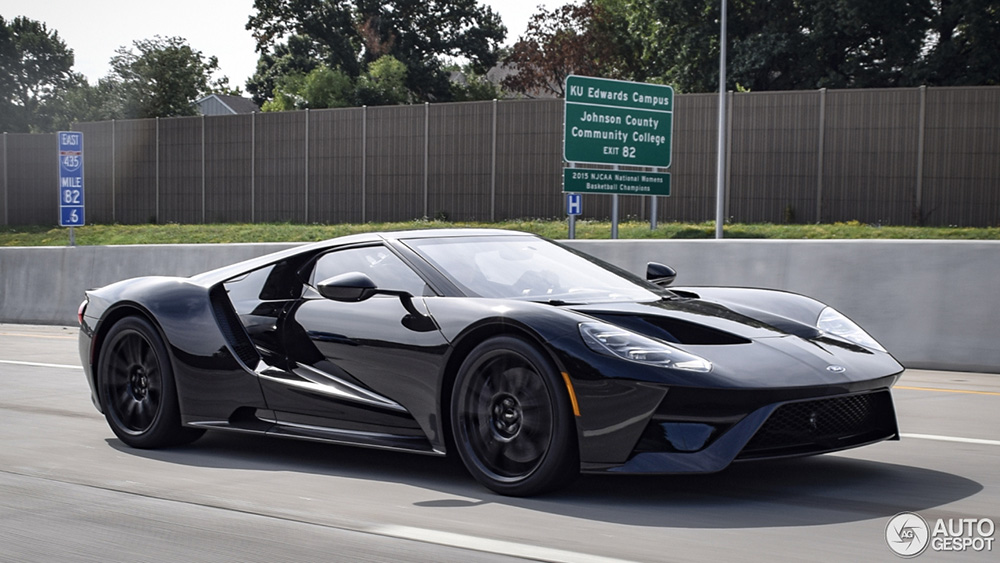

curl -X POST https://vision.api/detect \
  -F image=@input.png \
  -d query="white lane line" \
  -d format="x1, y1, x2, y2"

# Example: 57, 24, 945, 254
370, 525, 638, 563
902, 433, 1000, 447
0, 359, 82, 370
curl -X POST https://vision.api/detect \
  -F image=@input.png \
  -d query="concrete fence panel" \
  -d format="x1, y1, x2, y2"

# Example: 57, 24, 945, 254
2, 239, 998, 373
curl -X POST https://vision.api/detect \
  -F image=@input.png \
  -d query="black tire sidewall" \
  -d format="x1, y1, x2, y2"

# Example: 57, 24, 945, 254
98, 316, 187, 448
451, 335, 578, 496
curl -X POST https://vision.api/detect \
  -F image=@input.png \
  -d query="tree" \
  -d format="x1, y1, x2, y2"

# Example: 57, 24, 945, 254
262, 54, 410, 110
262, 65, 356, 110
108, 36, 232, 118
798, 0, 930, 89
0, 16, 75, 132
920, 0, 1000, 85
247, 35, 326, 106
355, 54, 410, 105
502, 1, 618, 98
247, 0, 506, 103
247, 0, 362, 77
353, 0, 506, 100
584, 0, 933, 93
47, 74, 124, 130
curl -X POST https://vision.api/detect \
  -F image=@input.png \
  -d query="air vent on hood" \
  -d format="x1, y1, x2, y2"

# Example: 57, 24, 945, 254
590, 313, 750, 345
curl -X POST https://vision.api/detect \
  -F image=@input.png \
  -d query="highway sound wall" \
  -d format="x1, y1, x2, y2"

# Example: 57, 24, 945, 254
2, 86, 998, 227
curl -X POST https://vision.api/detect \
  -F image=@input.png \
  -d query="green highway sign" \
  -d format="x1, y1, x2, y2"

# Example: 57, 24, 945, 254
564, 75, 674, 168
563, 168, 671, 196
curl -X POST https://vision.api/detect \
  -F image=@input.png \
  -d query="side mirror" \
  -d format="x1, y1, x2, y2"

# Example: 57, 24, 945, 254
317, 272, 378, 302
316, 272, 434, 332
646, 262, 677, 287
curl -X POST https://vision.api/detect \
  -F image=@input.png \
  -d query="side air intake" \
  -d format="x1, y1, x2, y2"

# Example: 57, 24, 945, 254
209, 285, 261, 369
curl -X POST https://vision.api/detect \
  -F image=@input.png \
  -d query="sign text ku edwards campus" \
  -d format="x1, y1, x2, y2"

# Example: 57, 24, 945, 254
562, 75, 673, 196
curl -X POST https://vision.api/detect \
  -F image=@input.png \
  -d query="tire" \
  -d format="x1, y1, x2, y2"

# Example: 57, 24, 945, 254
451, 336, 579, 496
97, 316, 204, 448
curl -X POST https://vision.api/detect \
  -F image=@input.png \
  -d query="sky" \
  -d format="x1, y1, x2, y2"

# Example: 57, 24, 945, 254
3, 0, 565, 89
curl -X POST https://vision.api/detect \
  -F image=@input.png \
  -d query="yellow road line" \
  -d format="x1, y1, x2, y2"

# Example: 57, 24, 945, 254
896, 385, 1000, 397
0, 332, 76, 340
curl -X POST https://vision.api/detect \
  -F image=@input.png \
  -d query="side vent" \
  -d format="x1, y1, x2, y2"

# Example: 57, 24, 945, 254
209, 286, 261, 369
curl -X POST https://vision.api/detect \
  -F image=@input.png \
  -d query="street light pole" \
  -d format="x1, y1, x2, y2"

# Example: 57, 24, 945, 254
715, 0, 728, 239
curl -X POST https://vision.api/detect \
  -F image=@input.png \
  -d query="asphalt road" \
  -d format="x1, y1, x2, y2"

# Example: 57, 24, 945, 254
1, 323, 997, 562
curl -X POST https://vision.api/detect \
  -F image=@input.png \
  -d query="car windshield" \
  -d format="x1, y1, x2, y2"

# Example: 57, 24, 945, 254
404, 235, 664, 303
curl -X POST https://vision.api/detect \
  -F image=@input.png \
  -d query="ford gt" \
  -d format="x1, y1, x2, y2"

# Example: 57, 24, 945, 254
78, 229, 902, 496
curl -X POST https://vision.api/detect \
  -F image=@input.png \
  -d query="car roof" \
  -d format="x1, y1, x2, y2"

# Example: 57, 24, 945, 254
191, 228, 537, 285
379, 228, 534, 241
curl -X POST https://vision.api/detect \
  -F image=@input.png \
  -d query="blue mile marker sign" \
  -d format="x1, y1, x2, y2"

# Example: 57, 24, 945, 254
58, 131, 85, 227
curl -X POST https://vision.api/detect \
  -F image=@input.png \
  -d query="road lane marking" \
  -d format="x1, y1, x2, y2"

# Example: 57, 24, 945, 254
0, 359, 82, 370
2, 467, 637, 563
896, 385, 1000, 397
0, 331, 76, 340
370, 525, 638, 563
901, 433, 1000, 447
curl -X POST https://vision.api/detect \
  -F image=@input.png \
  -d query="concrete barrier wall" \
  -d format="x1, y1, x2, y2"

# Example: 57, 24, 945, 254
2, 240, 997, 373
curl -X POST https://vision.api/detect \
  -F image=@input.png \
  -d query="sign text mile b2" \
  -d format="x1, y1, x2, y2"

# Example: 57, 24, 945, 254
58, 131, 85, 227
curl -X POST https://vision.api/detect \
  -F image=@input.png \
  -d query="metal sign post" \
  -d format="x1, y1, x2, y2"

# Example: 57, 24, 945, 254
57, 131, 85, 246
566, 193, 582, 239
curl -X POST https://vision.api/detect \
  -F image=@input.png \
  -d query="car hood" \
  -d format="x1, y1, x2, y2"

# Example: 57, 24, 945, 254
568, 298, 903, 387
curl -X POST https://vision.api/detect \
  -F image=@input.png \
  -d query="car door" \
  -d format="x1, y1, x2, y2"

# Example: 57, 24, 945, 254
258, 244, 451, 446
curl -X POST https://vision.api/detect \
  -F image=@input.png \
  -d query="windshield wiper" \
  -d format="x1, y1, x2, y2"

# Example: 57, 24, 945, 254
529, 298, 580, 306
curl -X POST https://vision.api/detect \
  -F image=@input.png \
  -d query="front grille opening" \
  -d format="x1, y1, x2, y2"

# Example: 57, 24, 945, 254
634, 421, 721, 453
738, 390, 896, 459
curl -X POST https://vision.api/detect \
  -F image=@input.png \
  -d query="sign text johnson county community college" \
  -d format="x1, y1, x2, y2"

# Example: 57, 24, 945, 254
563, 75, 674, 168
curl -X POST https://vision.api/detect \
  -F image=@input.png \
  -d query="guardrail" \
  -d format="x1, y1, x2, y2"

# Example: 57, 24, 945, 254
2, 239, 997, 373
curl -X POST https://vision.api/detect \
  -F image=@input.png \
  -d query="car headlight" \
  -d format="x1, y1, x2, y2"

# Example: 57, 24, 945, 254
579, 322, 712, 372
816, 307, 886, 352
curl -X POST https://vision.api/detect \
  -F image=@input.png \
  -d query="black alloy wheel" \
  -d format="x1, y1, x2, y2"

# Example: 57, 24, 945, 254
452, 336, 578, 496
98, 316, 203, 448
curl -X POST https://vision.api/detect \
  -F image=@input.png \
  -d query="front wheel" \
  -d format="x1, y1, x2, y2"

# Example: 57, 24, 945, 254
451, 336, 578, 496
97, 316, 203, 448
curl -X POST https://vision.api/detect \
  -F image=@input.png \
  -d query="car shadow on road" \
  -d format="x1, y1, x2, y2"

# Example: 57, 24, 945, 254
108, 432, 981, 530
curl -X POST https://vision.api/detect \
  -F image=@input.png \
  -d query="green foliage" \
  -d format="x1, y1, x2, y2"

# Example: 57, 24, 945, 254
302, 66, 356, 107
0, 16, 75, 132
247, 35, 326, 107
246, 0, 361, 77
246, 0, 506, 105
354, 0, 506, 100
108, 36, 232, 118
514, 0, 999, 94
502, 0, 616, 98
46, 74, 124, 130
262, 55, 409, 110
355, 55, 409, 105
920, 0, 1000, 86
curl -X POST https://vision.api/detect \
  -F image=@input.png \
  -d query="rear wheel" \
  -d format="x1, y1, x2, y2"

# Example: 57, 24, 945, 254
98, 316, 203, 448
451, 336, 578, 496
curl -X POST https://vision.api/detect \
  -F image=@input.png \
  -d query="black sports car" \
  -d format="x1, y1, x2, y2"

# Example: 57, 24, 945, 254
78, 229, 902, 496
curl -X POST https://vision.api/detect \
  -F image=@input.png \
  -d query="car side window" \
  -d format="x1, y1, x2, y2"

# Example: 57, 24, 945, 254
310, 246, 430, 297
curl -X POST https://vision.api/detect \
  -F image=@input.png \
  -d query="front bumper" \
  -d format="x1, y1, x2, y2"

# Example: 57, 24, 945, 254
577, 374, 899, 473
579, 377, 900, 474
